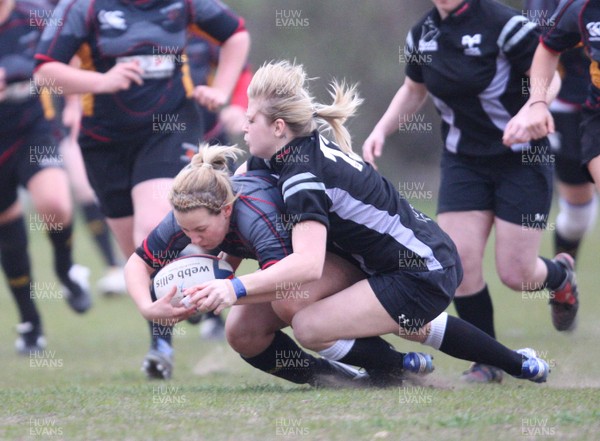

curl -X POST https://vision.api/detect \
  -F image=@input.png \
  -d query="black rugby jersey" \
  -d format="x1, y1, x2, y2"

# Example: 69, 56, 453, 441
525, 0, 590, 106
34, 0, 244, 141
542, 0, 600, 110
247, 132, 458, 275
136, 171, 291, 271
405, 0, 543, 156
0, 0, 55, 140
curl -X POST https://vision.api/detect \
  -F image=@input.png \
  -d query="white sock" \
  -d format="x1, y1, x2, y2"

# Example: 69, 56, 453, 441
423, 312, 448, 350
556, 195, 598, 241
318, 339, 355, 361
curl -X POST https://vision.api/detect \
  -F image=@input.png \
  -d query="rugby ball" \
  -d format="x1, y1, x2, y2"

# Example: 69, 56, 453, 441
152, 255, 234, 309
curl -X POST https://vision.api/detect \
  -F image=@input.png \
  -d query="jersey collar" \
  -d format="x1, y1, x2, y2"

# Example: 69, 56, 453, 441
268, 132, 316, 172
433, 0, 475, 24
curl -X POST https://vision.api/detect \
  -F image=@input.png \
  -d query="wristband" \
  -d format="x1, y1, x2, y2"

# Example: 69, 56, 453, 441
529, 100, 548, 108
230, 277, 247, 299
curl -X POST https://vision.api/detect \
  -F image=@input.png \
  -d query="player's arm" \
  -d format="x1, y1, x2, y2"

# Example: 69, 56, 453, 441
503, 45, 561, 145
34, 60, 144, 95
186, 221, 326, 313
125, 253, 194, 322
362, 77, 428, 166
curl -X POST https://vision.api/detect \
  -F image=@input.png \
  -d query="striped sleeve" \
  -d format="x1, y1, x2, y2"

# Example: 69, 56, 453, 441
497, 13, 541, 74
279, 167, 330, 229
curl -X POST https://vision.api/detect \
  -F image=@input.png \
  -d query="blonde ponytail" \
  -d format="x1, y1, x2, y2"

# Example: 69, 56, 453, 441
169, 144, 244, 214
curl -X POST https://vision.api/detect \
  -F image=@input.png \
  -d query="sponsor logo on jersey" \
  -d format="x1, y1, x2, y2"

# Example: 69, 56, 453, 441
98, 10, 126, 31
461, 34, 482, 56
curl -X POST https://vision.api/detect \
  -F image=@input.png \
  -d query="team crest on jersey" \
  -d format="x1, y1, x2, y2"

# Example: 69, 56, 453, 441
461, 34, 482, 56
587, 22, 600, 41
418, 17, 440, 52
98, 10, 127, 30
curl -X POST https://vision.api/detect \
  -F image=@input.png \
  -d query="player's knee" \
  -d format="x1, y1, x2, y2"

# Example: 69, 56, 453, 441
35, 198, 72, 225
225, 319, 269, 356
498, 266, 535, 291
291, 313, 321, 350
271, 300, 304, 325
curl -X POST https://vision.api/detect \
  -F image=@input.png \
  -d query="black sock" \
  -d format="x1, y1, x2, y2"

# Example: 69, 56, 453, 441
453, 285, 495, 338
541, 257, 567, 290
439, 316, 522, 376
149, 320, 173, 348
241, 331, 340, 385
0, 218, 40, 326
554, 230, 580, 260
82, 202, 118, 267
47, 223, 74, 282
337, 337, 405, 371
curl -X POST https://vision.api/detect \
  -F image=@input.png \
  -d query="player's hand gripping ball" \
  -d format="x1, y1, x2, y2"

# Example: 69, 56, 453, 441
152, 255, 234, 317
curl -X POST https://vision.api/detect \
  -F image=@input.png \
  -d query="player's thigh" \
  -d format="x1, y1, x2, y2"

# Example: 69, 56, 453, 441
60, 137, 96, 203
132, 178, 174, 243
437, 210, 493, 294
291, 280, 398, 349
226, 303, 287, 356
106, 216, 135, 257
587, 156, 600, 194
292, 267, 458, 350
27, 167, 72, 222
271, 252, 365, 324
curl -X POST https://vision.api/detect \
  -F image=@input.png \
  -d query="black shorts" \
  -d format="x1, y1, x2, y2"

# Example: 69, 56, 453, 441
0, 122, 64, 213
580, 108, 600, 183
551, 111, 589, 185
79, 100, 204, 218
369, 263, 462, 331
438, 150, 554, 229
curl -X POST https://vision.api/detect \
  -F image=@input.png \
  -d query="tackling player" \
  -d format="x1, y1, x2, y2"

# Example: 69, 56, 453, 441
185, 60, 551, 384
125, 145, 432, 386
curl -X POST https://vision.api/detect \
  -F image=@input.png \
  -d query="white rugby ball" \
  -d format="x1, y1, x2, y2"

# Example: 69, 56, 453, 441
152, 254, 234, 309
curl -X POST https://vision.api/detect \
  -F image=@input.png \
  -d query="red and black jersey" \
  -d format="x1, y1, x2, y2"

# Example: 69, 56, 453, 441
136, 171, 291, 271
404, 0, 542, 156
541, 0, 600, 110
34, 0, 245, 141
248, 132, 458, 275
525, 0, 590, 106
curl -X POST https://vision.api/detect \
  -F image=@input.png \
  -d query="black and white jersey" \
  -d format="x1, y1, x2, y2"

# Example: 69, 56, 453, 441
542, 0, 600, 110
247, 131, 458, 275
136, 171, 292, 271
405, 0, 542, 156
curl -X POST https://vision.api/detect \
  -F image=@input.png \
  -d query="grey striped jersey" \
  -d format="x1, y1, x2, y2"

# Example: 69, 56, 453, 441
247, 132, 458, 275
404, 0, 546, 155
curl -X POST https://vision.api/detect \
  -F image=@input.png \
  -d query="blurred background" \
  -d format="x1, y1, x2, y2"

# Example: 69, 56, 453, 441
226, 0, 523, 199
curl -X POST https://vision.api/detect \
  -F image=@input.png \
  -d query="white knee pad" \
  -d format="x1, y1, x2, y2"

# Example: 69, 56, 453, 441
556, 195, 598, 241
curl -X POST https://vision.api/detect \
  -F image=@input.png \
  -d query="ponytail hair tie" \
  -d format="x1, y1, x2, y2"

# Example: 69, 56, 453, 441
201, 163, 213, 169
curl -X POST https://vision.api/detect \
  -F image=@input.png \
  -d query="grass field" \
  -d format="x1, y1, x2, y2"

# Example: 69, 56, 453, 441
1, 199, 599, 441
